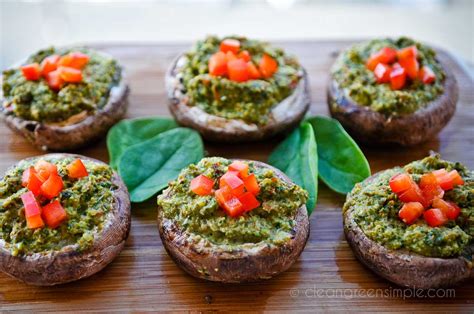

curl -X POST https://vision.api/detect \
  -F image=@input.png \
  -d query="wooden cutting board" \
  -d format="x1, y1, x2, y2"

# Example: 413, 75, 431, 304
0, 41, 473, 312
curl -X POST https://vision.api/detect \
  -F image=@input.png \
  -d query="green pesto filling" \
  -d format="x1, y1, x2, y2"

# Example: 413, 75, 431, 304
0, 156, 115, 256
157, 157, 308, 247
2, 47, 121, 123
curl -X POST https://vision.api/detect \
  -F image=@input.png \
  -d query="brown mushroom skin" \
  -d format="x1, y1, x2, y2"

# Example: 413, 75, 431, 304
0, 154, 131, 286
157, 160, 310, 283
343, 172, 473, 289
327, 57, 458, 146
165, 54, 311, 142
0, 57, 129, 151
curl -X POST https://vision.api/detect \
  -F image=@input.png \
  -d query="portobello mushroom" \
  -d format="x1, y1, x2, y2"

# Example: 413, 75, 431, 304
327, 38, 459, 146
165, 37, 310, 142
0, 153, 131, 286
157, 158, 310, 283
0, 48, 129, 151
343, 156, 473, 289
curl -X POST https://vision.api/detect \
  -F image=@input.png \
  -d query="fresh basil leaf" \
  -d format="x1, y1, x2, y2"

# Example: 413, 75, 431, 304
306, 115, 370, 194
107, 117, 178, 170
118, 128, 204, 203
268, 122, 318, 214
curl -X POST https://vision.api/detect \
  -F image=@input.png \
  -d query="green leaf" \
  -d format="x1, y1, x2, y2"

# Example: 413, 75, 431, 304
268, 122, 318, 215
118, 128, 204, 203
107, 117, 178, 170
306, 115, 371, 194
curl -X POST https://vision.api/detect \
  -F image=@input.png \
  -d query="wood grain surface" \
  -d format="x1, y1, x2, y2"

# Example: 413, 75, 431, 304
0, 41, 473, 312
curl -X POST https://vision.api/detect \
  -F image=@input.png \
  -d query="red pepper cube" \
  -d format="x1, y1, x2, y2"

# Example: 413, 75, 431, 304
247, 62, 262, 79
220, 38, 241, 54
432, 169, 454, 191
447, 170, 464, 187
398, 202, 424, 224
378, 47, 397, 64
228, 161, 249, 179
58, 52, 90, 69
40, 55, 60, 77
215, 186, 232, 207
22, 166, 44, 196
227, 59, 250, 82
67, 159, 89, 179
219, 172, 245, 196
398, 182, 425, 204
424, 208, 448, 227
389, 173, 413, 194
208, 51, 228, 76
373, 63, 391, 84
34, 160, 58, 181
397, 45, 418, 61
418, 66, 436, 84
40, 174, 64, 200
46, 70, 64, 91
390, 67, 406, 90
20, 191, 44, 229
259, 54, 278, 78
238, 50, 251, 62
222, 197, 244, 217
419, 172, 444, 207
190, 174, 214, 196
238, 192, 260, 212
399, 56, 419, 80
42, 200, 68, 228
432, 197, 461, 220
58, 66, 83, 83
21, 63, 41, 81
243, 173, 260, 195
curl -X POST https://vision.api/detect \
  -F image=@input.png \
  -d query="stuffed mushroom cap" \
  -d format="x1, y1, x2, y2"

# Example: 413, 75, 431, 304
0, 48, 129, 151
157, 158, 310, 283
328, 38, 458, 146
0, 153, 131, 286
343, 156, 473, 289
165, 38, 311, 142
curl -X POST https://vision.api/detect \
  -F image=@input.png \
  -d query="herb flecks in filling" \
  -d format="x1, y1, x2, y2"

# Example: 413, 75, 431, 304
0, 157, 115, 256
157, 157, 308, 246
2, 47, 121, 123
332, 37, 445, 116
344, 155, 473, 258
180, 36, 301, 125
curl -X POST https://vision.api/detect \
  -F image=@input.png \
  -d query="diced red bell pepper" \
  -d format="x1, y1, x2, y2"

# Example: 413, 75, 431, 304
366, 47, 396, 71
58, 52, 90, 69
219, 172, 245, 196
42, 200, 67, 228
22, 167, 44, 196
215, 186, 232, 206
228, 161, 249, 179
190, 174, 214, 196
220, 39, 241, 54
58, 66, 83, 83
398, 182, 425, 204
227, 59, 250, 82
399, 56, 419, 80
243, 173, 260, 195
259, 54, 278, 78
419, 172, 444, 207
40, 173, 64, 199
432, 197, 461, 220
20, 191, 44, 229
390, 67, 406, 90
222, 197, 244, 217
34, 160, 58, 181
208, 51, 228, 76
424, 208, 448, 227
40, 55, 60, 77
66, 159, 89, 179
373, 63, 391, 83
389, 173, 413, 194
432, 169, 454, 191
238, 50, 251, 62
397, 45, 418, 61
46, 70, 64, 91
21, 63, 41, 81
418, 66, 436, 84
238, 192, 260, 212
225, 51, 238, 62
398, 202, 424, 224
448, 170, 464, 187
247, 62, 262, 79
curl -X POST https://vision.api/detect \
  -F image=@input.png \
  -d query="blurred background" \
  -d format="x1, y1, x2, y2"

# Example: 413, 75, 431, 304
1, 0, 473, 70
